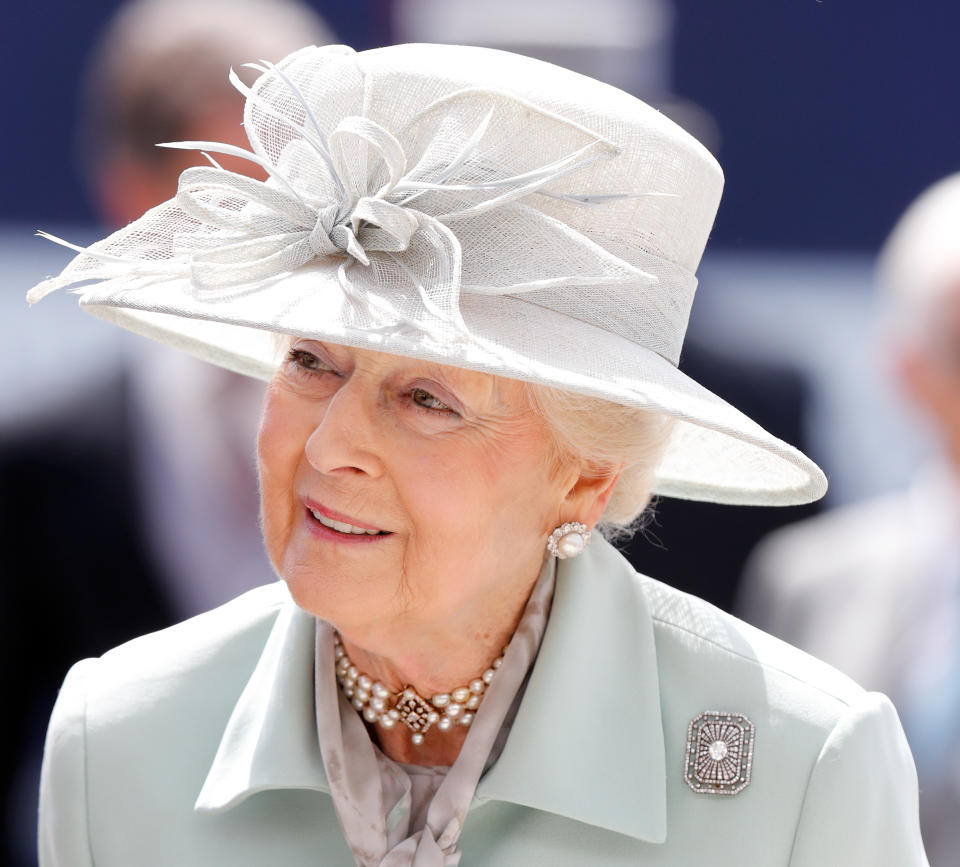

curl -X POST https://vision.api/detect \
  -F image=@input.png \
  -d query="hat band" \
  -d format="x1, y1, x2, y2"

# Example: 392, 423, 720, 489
502, 255, 697, 366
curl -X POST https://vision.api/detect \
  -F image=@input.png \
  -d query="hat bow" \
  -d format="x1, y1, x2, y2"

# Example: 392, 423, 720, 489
29, 55, 665, 346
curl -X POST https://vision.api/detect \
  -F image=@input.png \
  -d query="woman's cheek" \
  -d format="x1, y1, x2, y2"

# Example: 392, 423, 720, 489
258, 466, 292, 574
257, 403, 302, 572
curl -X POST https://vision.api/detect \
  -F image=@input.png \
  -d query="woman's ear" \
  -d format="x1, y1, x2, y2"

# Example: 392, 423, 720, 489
561, 464, 622, 529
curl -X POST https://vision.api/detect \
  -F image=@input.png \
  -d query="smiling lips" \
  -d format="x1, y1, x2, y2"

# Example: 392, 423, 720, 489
304, 501, 391, 538
310, 509, 386, 535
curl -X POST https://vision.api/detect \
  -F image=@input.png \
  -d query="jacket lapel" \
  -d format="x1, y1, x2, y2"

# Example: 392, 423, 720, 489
195, 537, 667, 845
475, 537, 667, 843
195, 594, 329, 812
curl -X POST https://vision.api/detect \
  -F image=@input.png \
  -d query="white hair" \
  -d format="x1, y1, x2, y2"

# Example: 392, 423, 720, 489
525, 383, 675, 536
878, 172, 960, 346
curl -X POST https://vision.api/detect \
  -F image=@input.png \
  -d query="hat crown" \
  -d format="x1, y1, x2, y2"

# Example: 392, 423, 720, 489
380, 44, 721, 269
264, 43, 722, 276
221, 43, 723, 365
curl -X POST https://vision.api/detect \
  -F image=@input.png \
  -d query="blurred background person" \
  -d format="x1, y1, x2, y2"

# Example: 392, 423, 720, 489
740, 173, 960, 866
0, 1, 335, 864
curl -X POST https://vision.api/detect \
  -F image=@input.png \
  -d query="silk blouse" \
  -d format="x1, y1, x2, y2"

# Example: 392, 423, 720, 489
314, 558, 556, 865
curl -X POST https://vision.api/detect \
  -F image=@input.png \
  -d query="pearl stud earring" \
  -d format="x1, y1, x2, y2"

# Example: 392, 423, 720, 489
547, 521, 591, 559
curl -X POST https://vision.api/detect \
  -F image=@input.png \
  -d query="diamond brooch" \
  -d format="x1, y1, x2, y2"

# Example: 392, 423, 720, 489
684, 711, 755, 795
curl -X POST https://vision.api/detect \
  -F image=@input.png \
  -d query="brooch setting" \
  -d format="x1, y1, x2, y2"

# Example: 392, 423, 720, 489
684, 711, 755, 795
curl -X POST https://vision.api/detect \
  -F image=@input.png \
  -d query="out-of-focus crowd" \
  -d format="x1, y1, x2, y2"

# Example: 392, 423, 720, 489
3, 0, 958, 864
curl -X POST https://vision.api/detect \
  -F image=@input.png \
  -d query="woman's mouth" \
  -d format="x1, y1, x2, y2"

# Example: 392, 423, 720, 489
309, 509, 387, 536
303, 500, 392, 542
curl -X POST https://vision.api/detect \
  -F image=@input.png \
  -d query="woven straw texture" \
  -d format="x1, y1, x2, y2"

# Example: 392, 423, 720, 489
28, 43, 826, 505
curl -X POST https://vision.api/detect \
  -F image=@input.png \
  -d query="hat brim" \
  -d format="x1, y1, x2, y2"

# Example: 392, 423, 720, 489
78, 264, 826, 507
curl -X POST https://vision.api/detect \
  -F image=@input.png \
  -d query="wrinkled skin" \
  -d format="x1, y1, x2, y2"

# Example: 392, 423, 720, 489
257, 339, 616, 763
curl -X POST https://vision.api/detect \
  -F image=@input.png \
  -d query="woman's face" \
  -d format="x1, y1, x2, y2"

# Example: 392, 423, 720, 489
258, 339, 582, 642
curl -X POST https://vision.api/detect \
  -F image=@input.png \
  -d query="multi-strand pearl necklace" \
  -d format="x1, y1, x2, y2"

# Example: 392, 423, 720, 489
333, 633, 504, 746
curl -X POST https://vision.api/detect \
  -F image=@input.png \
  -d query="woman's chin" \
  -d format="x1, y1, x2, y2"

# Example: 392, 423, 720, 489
281, 571, 343, 622
279, 549, 393, 624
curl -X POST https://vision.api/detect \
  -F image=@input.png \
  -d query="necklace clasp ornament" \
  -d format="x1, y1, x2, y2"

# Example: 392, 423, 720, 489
395, 689, 440, 741
683, 711, 755, 795
334, 633, 504, 746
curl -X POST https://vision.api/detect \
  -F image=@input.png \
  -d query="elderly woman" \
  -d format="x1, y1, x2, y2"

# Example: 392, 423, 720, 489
31, 44, 927, 865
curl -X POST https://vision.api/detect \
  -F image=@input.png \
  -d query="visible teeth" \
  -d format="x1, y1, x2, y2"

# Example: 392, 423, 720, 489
310, 509, 382, 535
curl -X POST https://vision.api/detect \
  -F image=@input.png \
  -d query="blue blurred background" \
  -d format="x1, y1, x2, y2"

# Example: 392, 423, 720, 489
4, 2, 957, 242
3, 3, 960, 863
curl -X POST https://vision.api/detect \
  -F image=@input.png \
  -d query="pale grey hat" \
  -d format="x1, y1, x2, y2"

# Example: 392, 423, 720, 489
28, 42, 826, 506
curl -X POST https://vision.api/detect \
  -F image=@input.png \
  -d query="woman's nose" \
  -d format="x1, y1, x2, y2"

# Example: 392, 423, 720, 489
304, 379, 384, 478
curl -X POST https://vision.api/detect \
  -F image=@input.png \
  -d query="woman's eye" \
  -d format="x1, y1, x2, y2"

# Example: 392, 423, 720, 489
411, 387, 452, 413
287, 348, 329, 373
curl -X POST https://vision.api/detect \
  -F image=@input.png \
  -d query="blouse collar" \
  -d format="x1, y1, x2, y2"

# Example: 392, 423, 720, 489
195, 536, 667, 844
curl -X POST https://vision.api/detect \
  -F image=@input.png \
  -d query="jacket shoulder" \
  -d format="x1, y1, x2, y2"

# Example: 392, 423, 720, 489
641, 570, 866, 714
102, 581, 287, 663
638, 570, 925, 864
71, 582, 288, 729
39, 583, 292, 865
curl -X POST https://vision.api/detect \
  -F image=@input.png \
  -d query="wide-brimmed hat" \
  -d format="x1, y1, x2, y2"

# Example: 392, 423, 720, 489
28, 43, 826, 506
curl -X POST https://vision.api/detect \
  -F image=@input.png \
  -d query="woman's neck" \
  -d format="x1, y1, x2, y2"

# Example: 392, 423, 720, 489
337, 621, 515, 766
334, 555, 549, 766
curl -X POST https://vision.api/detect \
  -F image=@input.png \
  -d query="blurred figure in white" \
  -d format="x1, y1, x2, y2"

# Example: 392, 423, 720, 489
0, 2, 334, 864
740, 173, 960, 866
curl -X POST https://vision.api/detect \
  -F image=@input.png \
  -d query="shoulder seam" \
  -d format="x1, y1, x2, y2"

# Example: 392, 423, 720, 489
651, 615, 858, 709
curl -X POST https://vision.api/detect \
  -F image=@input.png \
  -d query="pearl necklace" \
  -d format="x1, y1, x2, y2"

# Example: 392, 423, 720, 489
333, 633, 504, 746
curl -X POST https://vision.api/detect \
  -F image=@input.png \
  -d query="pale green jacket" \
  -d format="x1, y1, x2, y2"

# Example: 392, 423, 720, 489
39, 538, 928, 865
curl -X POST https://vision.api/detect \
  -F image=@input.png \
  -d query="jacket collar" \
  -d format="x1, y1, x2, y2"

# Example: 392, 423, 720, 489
474, 537, 667, 842
195, 538, 667, 844
195, 594, 329, 811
